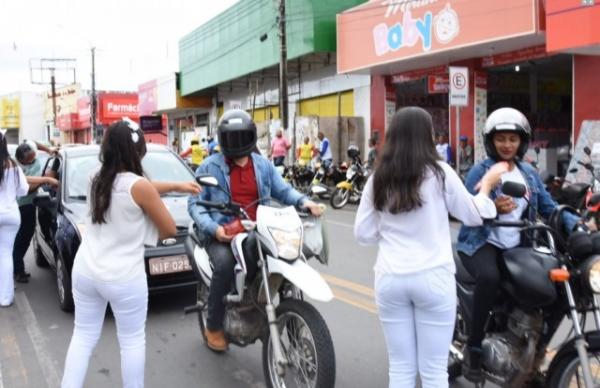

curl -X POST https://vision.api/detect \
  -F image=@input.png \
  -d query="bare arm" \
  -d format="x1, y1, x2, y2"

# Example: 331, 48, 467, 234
150, 181, 201, 195
131, 179, 177, 240
26, 176, 58, 190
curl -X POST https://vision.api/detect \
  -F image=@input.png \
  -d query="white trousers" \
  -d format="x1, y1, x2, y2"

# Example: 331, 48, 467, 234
0, 208, 20, 306
61, 270, 148, 388
375, 265, 456, 388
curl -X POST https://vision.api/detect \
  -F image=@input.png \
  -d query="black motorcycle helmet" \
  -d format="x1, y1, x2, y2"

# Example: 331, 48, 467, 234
347, 144, 360, 159
217, 109, 257, 159
483, 107, 531, 161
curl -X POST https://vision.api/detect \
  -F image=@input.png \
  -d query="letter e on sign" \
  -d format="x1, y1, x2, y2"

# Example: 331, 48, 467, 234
449, 66, 469, 107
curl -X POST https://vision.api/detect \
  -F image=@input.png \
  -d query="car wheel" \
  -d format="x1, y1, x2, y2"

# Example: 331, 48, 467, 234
56, 255, 74, 312
33, 235, 49, 268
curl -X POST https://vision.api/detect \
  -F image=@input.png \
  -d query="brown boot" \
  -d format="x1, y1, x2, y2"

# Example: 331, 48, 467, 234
204, 328, 228, 352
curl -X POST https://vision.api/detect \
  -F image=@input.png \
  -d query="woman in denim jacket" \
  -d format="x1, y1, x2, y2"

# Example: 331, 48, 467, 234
456, 108, 579, 382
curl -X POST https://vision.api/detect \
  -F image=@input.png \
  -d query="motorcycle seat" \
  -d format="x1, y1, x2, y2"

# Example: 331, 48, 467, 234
453, 249, 476, 285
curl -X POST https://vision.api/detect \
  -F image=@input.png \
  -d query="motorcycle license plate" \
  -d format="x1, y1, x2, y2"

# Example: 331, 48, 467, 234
148, 255, 192, 275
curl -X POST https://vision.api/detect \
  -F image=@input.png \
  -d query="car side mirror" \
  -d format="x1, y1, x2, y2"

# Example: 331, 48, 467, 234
501, 181, 527, 198
33, 191, 57, 208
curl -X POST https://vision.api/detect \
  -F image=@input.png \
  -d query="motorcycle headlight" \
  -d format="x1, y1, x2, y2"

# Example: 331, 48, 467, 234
346, 169, 356, 179
269, 227, 302, 260
584, 256, 600, 293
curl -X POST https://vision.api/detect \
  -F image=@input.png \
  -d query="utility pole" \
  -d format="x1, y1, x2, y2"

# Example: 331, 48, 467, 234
50, 69, 57, 127
91, 47, 97, 143
278, 0, 289, 133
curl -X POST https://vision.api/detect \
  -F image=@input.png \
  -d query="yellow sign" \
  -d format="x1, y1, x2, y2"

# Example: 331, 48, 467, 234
0, 97, 20, 128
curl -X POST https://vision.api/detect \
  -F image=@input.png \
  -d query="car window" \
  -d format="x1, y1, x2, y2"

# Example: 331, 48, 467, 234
65, 150, 194, 202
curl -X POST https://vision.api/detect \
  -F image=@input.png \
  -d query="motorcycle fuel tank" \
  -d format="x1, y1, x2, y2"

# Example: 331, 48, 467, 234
501, 247, 560, 308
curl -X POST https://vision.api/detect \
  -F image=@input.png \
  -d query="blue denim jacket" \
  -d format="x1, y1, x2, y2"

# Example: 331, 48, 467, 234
187, 153, 307, 241
456, 158, 579, 256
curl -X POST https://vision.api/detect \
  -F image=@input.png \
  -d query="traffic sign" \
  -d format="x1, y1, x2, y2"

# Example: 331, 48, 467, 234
449, 67, 469, 107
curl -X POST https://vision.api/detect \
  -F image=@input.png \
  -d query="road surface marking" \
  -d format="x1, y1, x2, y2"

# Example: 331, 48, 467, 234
322, 273, 374, 298
0, 323, 28, 386
15, 291, 61, 388
325, 219, 354, 228
330, 286, 377, 315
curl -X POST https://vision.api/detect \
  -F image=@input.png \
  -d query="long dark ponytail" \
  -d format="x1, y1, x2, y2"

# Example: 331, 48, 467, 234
372, 107, 445, 214
90, 120, 146, 224
0, 131, 16, 187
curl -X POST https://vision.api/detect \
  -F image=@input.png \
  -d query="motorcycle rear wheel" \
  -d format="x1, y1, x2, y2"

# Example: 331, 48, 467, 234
546, 348, 600, 388
262, 299, 335, 388
330, 188, 350, 209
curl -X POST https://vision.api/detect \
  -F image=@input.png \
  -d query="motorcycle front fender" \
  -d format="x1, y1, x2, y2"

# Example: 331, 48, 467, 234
336, 181, 353, 190
267, 256, 333, 302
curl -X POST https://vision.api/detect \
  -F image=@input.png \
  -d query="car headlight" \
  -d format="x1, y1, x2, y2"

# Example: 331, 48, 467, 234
269, 227, 302, 260
584, 256, 600, 293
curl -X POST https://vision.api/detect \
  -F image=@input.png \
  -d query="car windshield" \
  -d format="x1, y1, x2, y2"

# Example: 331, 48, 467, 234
65, 150, 194, 201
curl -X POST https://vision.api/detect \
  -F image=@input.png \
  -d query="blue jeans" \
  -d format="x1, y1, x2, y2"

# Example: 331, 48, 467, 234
375, 266, 456, 388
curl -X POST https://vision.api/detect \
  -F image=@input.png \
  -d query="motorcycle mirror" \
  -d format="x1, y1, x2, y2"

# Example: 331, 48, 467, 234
534, 146, 540, 154
584, 146, 592, 156
195, 174, 219, 187
501, 181, 527, 198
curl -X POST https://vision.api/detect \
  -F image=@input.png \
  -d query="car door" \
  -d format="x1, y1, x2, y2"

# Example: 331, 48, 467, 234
35, 155, 62, 266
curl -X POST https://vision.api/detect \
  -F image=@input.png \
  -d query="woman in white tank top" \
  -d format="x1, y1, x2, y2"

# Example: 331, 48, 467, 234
61, 120, 200, 388
0, 131, 59, 307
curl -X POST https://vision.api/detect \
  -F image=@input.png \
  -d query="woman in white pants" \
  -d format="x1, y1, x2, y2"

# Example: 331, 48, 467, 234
0, 130, 58, 307
61, 120, 200, 388
354, 107, 507, 388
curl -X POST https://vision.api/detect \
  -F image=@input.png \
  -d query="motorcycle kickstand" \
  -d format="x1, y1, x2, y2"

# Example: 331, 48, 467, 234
183, 303, 204, 315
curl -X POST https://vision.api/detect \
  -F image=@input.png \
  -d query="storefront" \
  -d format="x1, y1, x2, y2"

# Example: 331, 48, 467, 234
337, 0, 600, 175
139, 74, 211, 151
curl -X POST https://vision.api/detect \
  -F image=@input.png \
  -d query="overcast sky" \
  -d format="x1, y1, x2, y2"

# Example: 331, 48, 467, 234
0, 0, 240, 95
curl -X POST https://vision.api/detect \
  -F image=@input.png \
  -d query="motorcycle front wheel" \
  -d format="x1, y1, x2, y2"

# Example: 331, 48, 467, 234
330, 188, 350, 209
546, 348, 600, 387
262, 299, 335, 388
196, 282, 210, 343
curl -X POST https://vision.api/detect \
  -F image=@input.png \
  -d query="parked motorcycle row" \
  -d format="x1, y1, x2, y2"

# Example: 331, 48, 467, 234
277, 157, 369, 210
540, 146, 600, 231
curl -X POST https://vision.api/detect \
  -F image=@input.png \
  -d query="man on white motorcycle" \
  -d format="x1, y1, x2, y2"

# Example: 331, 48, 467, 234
187, 109, 322, 352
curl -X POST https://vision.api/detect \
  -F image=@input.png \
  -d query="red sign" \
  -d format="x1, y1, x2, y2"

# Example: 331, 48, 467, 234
392, 65, 448, 83
138, 79, 158, 116
428, 75, 449, 94
98, 93, 139, 124
77, 96, 91, 129
481, 45, 548, 68
57, 113, 78, 131
546, 0, 600, 52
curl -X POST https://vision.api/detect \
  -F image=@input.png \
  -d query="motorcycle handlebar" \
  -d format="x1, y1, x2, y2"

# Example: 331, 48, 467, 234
196, 200, 229, 210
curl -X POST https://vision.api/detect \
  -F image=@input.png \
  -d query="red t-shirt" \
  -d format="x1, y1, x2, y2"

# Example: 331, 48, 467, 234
229, 157, 259, 221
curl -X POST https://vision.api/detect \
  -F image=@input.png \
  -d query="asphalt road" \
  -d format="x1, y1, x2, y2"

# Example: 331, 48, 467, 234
0, 204, 542, 388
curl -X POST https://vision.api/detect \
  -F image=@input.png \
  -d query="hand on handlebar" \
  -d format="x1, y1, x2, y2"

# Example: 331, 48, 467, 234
303, 200, 325, 217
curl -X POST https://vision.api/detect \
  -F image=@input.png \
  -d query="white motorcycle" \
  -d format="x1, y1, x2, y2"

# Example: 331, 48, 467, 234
184, 175, 336, 388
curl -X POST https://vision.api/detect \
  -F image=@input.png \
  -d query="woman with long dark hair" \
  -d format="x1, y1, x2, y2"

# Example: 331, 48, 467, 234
0, 131, 58, 307
354, 107, 507, 388
61, 120, 200, 388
